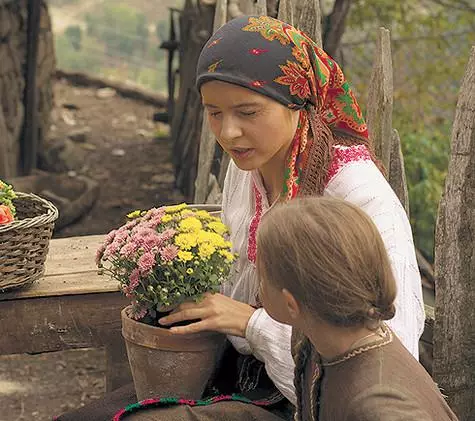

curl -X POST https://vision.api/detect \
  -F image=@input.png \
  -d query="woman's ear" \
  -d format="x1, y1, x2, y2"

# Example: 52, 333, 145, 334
282, 288, 301, 321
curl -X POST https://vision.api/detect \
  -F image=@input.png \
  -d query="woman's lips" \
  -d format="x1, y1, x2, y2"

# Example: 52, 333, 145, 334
230, 147, 254, 159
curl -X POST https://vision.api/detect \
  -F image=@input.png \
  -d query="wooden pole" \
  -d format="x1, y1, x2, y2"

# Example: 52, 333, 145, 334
388, 129, 409, 215
277, 0, 294, 26
21, 0, 42, 175
366, 27, 393, 173
433, 46, 475, 421
294, 0, 322, 47
194, 0, 228, 204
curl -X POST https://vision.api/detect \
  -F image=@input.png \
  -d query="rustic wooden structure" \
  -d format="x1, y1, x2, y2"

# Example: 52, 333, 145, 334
366, 27, 393, 173
433, 47, 475, 421
0, 235, 132, 392
0, 0, 55, 178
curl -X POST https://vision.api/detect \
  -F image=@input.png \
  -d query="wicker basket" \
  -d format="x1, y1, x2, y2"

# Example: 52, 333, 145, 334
0, 192, 59, 291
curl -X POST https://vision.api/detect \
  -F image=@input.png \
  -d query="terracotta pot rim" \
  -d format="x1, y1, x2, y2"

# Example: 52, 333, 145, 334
121, 306, 225, 351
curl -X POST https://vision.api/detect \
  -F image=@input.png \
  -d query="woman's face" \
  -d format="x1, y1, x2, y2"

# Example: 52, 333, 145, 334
201, 81, 299, 172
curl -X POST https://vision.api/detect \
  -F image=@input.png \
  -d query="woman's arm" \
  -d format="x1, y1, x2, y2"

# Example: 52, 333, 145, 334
325, 156, 425, 358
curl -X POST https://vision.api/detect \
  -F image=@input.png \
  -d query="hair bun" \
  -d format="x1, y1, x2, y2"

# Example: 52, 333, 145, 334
368, 304, 395, 321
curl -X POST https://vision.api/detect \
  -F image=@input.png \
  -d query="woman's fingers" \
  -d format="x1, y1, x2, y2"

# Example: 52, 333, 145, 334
159, 306, 207, 325
158, 293, 255, 337
170, 320, 215, 335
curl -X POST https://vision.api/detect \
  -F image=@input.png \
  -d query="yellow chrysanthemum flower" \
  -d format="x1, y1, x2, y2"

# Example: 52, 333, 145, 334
197, 230, 226, 248
127, 210, 142, 219
219, 250, 236, 262
165, 203, 188, 213
177, 250, 193, 262
198, 243, 216, 259
194, 210, 212, 220
175, 233, 198, 250
178, 217, 202, 233
162, 214, 173, 223
207, 221, 228, 236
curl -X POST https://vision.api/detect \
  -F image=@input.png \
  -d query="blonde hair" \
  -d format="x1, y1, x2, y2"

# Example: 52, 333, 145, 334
257, 197, 397, 328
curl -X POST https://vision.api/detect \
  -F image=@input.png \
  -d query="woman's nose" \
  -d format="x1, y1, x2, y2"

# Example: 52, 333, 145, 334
220, 116, 242, 142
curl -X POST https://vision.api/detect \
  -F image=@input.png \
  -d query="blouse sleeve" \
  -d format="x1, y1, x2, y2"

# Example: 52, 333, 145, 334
245, 308, 297, 405
324, 157, 425, 359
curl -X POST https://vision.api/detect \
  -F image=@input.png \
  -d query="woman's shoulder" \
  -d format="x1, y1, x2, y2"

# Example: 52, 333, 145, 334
324, 144, 396, 203
326, 144, 376, 186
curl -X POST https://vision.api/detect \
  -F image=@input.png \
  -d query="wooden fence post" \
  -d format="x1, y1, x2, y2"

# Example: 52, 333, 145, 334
277, 0, 294, 26
194, 0, 229, 204
294, 0, 322, 47
433, 46, 475, 421
389, 128, 409, 215
366, 27, 393, 173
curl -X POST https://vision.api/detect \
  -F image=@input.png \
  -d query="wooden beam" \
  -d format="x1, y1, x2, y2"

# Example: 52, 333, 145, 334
366, 27, 393, 173
388, 129, 409, 215
433, 47, 475, 421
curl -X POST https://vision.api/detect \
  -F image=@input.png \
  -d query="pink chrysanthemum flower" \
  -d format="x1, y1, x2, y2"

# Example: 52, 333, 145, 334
114, 230, 130, 246
138, 252, 155, 274
120, 242, 138, 258
103, 241, 119, 259
130, 302, 148, 320
129, 268, 141, 290
105, 229, 117, 244
160, 228, 176, 242
159, 244, 179, 262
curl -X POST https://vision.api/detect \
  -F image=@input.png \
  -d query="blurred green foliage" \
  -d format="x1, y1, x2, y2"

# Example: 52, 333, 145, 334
342, 0, 474, 259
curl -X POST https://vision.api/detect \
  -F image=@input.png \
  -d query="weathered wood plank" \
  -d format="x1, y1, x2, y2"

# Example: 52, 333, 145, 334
0, 235, 119, 301
388, 129, 409, 215
366, 27, 393, 173
253, 0, 267, 16
294, 0, 322, 47
433, 47, 475, 421
0, 293, 128, 355
194, 0, 229, 204
277, 0, 294, 26
43, 234, 104, 276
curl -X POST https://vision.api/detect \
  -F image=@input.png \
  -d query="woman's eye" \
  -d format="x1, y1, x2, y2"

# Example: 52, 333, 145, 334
240, 111, 256, 117
209, 111, 221, 118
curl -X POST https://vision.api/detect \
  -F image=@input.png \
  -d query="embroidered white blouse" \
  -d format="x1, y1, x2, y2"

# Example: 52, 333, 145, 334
220, 144, 425, 405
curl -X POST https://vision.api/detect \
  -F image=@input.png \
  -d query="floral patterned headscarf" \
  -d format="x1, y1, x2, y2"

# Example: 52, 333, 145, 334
196, 15, 371, 200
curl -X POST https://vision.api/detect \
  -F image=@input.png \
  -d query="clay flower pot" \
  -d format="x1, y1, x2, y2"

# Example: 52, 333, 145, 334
121, 306, 226, 401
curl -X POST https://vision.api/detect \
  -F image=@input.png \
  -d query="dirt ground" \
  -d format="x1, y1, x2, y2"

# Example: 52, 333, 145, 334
0, 79, 185, 421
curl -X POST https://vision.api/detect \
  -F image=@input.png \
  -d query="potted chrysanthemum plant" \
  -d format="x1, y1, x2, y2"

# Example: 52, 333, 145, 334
96, 203, 235, 400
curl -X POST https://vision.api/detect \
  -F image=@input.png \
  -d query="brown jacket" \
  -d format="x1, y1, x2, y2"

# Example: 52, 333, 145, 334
293, 326, 459, 421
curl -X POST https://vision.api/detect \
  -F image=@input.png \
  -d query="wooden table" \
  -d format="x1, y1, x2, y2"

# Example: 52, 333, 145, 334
0, 235, 132, 392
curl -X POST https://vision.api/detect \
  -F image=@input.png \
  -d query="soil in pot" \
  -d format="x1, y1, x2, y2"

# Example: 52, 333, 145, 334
121, 306, 226, 401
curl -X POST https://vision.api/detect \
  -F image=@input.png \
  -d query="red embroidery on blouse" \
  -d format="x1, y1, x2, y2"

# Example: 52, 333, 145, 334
250, 80, 267, 88
247, 183, 263, 263
249, 48, 269, 55
326, 145, 372, 185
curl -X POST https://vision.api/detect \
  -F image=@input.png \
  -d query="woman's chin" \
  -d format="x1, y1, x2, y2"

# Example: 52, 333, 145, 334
230, 156, 260, 172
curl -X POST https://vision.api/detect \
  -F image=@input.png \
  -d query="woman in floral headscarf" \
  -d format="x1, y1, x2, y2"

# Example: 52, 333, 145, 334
58, 15, 424, 421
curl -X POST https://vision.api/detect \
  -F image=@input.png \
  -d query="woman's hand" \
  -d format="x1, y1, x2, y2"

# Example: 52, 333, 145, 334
159, 293, 256, 337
